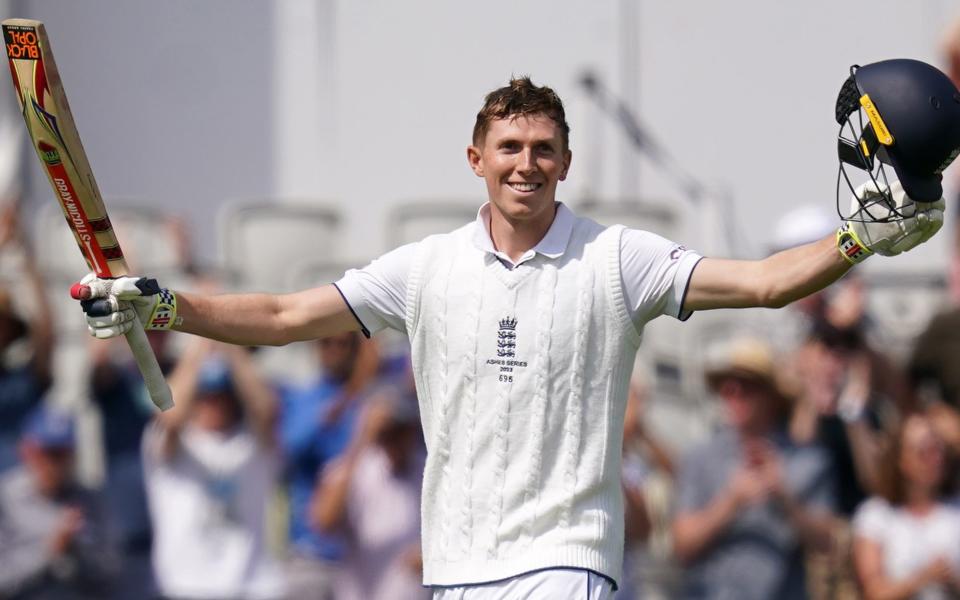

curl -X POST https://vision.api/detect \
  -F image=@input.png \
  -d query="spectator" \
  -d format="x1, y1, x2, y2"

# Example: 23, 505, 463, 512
790, 316, 906, 517
620, 377, 678, 599
88, 333, 176, 599
852, 412, 960, 599
279, 331, 383, 600
0, 204, 53, 473
790, 314, 904, 600
0, 405, 117, 598
908, 13, 960, 460
311, 388, 427, 600
143, 338, 284, 600
671, 338, 837, 600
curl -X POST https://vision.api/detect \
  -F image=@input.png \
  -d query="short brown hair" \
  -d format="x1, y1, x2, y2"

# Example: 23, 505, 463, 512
472, 76, 570, 149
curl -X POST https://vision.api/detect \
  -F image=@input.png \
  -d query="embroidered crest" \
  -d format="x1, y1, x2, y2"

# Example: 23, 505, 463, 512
487, 316, 526, 383
497, 316, 517, 358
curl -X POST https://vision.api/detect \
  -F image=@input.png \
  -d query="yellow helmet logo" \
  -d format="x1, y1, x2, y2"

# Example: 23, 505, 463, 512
860, 94, 894, 146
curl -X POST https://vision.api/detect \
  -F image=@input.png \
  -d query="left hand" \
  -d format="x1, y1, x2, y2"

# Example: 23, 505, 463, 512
842, 180, 944, 259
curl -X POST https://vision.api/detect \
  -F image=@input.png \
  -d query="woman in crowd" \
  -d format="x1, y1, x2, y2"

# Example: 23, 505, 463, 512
852, 412, 960, 599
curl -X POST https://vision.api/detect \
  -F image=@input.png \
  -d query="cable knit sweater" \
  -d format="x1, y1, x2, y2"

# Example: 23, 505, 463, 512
405, 218, 641, 587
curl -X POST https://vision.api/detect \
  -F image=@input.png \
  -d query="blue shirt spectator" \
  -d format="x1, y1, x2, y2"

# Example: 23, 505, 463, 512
0, 363, 47, 473
0, 406, 118, 598
281, 374, 363, 561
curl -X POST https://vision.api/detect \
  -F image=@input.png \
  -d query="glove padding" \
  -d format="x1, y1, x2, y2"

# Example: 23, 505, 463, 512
75, 273, 175, 339
847, 180, 944, 257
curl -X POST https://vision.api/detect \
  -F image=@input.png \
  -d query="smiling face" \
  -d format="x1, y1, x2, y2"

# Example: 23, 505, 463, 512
467, 114, 571, 231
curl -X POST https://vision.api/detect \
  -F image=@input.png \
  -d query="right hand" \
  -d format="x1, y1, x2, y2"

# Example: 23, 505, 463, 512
48, 507, 84, 556
728, 440, 785, 508
73, 273, 177, 339
920, 556, 954, 587
840, 180, 944, 262
727, 465, 771, 508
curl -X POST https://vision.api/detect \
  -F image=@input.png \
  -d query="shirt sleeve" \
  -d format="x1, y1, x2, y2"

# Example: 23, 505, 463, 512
852, 497, 890, 543
619, 228, 702, 325
334, 242, 419, 335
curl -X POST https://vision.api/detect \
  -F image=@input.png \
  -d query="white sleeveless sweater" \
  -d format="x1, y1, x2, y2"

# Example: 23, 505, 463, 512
405, 216, 641, 586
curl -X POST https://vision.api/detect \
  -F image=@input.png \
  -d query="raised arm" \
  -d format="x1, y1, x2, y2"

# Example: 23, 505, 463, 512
221, 343, 279, 447
310, 400, 394, 531
684, 179, 943, 313
78, 241, 415, 348
684, 236, 850, 311
81, 281, 362, 347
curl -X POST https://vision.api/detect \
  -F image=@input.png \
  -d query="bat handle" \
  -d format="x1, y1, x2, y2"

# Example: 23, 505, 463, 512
123, 315, 174, 411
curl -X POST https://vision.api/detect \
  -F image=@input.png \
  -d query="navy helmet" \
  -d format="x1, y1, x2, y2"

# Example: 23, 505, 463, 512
835, 59, 960, 218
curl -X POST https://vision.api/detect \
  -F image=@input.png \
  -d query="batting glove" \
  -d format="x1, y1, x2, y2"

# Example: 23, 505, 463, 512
837, 180, 944, 264
72, 273, 178, 339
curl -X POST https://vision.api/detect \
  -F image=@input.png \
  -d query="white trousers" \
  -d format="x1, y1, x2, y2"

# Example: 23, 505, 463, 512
431, 569, 615, 600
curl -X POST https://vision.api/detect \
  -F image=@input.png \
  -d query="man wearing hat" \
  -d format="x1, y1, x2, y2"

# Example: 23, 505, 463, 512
0, 405, 117, 598
671, 338, 837, 600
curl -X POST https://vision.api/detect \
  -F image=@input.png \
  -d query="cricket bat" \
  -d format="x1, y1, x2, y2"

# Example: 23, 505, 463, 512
2, 18, 173, 410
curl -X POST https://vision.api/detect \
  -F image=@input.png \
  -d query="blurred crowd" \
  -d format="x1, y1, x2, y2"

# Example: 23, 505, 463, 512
9, 212, 960, 600
3, 214, 960, 600
0, 199, 428, 600
0, 18, 959, 600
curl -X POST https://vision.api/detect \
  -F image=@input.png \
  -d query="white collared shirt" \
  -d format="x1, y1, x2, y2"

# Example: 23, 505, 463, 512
335, 201, 702, 335
469, 202, 573, 268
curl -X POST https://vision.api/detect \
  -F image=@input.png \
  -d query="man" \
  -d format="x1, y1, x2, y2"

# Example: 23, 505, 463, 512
77, 64, 958, 598
143, 338, 284, 599
0, 406, 117, 598
671, 337, 836, 600
279, 331, 380, 600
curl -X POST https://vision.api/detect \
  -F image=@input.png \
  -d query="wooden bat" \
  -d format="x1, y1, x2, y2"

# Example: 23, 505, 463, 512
2, 18, 173, 410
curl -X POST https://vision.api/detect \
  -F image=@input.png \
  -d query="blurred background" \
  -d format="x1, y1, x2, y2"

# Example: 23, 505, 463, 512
1, 1, 960, 599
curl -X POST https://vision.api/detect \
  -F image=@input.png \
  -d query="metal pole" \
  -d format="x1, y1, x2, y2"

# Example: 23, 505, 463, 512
619, 0, 640, 201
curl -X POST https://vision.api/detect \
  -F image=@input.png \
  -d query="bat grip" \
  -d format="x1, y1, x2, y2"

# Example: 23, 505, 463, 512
123, 315, 174, 411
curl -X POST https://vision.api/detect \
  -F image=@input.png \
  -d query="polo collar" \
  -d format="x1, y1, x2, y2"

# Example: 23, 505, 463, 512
472, 202, 575, 267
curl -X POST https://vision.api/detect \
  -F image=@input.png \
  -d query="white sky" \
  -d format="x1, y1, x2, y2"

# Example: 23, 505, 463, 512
17, 0, 960, 274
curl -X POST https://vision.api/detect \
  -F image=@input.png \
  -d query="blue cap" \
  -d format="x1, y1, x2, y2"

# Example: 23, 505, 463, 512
22, 406, 76, 449
197, 357, 234, 396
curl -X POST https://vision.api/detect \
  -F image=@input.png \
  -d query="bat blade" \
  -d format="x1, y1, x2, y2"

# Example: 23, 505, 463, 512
3, 18, 173, 411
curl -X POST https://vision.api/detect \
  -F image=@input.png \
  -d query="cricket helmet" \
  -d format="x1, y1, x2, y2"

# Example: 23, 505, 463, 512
835, 58, 960, 220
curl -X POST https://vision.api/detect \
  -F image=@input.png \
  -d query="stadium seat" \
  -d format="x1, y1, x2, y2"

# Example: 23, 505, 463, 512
219, 202, 342, 292
32, 202, 188, 280
386, 201, 479, 248
575, 200, 682, 242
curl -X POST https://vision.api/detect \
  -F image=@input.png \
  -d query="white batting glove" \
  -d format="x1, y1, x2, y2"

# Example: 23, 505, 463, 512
72, 273, 178, 339
836, 180, 944, 264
